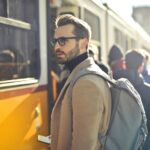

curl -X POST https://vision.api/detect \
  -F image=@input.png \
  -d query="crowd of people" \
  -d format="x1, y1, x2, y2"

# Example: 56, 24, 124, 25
108, 46, 150, 150
50, 14, 150, 150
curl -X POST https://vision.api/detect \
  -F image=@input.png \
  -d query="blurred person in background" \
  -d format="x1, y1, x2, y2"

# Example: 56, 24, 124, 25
88, 44, 109, 74
108, 44, 125, 74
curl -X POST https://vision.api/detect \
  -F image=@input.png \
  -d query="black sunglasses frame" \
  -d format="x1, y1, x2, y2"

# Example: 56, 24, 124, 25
51, 36, 83, 46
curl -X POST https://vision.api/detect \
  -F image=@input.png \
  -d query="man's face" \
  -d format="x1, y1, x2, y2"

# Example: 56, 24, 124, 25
54, 24, 81, 64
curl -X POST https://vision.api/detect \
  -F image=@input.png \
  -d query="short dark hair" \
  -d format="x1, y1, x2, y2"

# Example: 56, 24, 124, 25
55, 14, 91, 40
108, 44, 123, 65
125, 50, 144, 70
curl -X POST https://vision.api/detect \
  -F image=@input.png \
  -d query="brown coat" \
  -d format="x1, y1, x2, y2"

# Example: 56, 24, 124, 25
51, 57, 111, 150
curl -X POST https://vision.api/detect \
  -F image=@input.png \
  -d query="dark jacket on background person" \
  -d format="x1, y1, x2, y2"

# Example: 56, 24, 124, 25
114, 69, 150, 150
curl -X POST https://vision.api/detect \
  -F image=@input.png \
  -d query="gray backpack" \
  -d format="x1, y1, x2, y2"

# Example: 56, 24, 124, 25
69, 64, 147, 150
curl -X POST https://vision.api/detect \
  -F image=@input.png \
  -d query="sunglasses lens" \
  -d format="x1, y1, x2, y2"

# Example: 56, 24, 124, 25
58, 38, 66, 46
51, 36, 79, 46
51, 38, 66, 46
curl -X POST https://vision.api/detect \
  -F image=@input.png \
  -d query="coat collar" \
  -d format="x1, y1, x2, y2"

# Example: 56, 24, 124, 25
65, 57, 94, 85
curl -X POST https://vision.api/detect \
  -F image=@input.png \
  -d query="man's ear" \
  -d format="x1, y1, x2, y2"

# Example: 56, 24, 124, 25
79, 38, 89, 51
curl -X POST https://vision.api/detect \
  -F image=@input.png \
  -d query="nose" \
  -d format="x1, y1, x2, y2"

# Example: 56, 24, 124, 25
54, 41, 61, 50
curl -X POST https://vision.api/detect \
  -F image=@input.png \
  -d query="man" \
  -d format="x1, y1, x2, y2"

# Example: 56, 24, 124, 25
50, 14, 111, 150
114, 49, 150, 150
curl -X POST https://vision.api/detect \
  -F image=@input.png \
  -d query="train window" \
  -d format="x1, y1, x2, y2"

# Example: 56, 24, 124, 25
0, 0, 39, 82
125, 37, 129, 50
0, 0, 37, 24
114, 28, 125, 50
0, 0, 6, 17
114, 28, 121, 45
131, 39, 136, 49
114, 28, 119, 45
84, 9, 101, 42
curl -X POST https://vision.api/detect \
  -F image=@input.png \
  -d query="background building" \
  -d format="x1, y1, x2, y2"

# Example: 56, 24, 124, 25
132, 6, 150, 35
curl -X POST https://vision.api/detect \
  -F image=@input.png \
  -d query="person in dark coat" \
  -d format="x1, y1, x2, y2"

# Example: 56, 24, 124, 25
113, 49, 150, 150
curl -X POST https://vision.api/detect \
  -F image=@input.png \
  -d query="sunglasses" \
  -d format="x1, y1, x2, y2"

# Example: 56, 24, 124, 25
51, 36, 82, 46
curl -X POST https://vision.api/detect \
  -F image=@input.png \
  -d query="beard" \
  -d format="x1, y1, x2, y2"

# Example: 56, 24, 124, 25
57, 43, 80, 64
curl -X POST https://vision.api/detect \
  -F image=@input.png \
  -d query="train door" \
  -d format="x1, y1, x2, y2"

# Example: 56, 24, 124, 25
0, 0, 52, 149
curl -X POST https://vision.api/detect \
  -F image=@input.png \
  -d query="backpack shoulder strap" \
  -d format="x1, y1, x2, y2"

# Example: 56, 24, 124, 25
67, 64, 115, 102
70, 64, 116, 88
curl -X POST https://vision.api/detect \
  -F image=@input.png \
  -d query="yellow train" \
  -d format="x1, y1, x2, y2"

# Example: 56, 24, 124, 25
0, 0, 52, 149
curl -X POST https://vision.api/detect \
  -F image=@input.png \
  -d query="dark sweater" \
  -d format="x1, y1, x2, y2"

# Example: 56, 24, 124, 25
65, 52, 88, 73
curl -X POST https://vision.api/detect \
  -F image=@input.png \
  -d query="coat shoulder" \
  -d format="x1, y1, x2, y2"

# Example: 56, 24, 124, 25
73, 74, 110, 94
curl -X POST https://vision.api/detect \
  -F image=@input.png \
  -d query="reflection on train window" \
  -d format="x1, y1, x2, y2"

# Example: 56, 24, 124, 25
0, 0, 39, 81
84, 8, 101, 41
0, 26, 40, 81
0, 49, 16, 80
